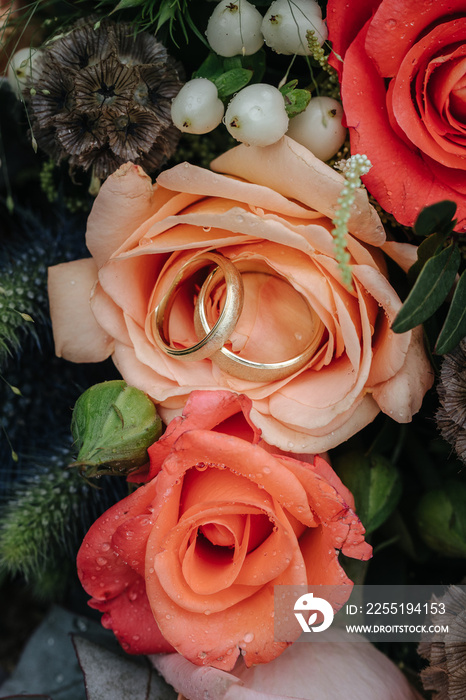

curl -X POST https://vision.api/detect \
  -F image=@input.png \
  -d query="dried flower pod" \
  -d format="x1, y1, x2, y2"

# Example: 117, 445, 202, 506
436, 339, 466, 464
418, 585, 466, 699
26, 19, 184, 179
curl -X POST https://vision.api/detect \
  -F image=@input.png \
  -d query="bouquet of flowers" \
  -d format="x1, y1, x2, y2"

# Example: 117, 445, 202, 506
0, 1, 465, 698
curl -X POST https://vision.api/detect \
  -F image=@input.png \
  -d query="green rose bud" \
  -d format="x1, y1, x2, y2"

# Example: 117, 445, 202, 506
334, 450, 402, 534
70, 380, 162, 478
416, 481, 466, 558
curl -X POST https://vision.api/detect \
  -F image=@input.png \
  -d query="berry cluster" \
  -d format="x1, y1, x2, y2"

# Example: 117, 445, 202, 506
171, 0, 345, 158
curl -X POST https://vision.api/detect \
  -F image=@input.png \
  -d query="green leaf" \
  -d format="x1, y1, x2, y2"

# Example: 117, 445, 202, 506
193, 52, 224, 82
392, 242, 460, 334
414, 200, 457, 237
280, 80, 311, 118
435, 269, 466, 354
111, 0, 145, 11
213, 68, 252, 98
225, 49, 266, 83
416, 482, 466, 558
334, 451, 402, 534
408, 229, 450, 284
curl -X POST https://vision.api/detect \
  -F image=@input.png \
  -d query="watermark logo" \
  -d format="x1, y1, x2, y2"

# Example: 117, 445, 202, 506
293, 592, 334, 633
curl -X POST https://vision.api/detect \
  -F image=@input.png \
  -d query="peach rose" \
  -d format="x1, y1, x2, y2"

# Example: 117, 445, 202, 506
152, 628, 423, 700
48, 136, 433, 453
77, 391, 371, 671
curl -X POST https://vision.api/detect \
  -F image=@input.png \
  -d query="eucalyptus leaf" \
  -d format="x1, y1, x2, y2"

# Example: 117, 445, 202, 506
413, 200, 457, 237
334, 451, 402, 534
214, 68, 252, 98
408, 229, 450, 284
392, 242, 460, 334
435, 270, 466, 354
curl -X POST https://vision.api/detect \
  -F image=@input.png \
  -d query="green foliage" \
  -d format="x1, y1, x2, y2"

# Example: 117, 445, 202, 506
416, 482, 466, 558
413, 200, 457, 238
392, 200, 465, 355
193, 50, 266, 100
392, 242, 460, 334
279, 79, 311, 118
435, 270, 466, 354
0, 243, 49, 367
335, 451, 402, 534
0, 443, 86, 579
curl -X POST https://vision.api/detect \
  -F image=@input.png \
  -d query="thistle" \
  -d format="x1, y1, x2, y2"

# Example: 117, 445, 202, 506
436, 339, 466, 464
26, 18, 184, 178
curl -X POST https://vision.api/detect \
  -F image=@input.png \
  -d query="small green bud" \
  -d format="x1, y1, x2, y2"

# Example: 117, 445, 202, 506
334, 450, 402, 534
416, 482, 466, 558
70, 380, 162, 478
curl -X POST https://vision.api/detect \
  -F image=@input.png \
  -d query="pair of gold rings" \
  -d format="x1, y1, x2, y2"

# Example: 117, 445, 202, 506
151, 252, 324, 383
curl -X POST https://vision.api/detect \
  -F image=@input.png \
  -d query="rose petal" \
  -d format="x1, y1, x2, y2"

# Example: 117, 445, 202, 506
372, 325, 434, 421
86, 163, 159, 268
48, 258, 113, 362
211, 137, 385, 247
365, 0, 466, 77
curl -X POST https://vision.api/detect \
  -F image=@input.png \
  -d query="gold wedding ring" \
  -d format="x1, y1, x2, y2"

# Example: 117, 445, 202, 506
193, 260, 325, 382
151, 252, 244, 361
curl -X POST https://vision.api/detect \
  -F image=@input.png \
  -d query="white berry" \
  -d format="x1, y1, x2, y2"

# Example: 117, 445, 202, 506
225, 83, 289, 146
287, 96, 346, 161
262, 0, 327, 55
171, 79, 224, 134
7, 47, 42, 97
206, 0, 264, 57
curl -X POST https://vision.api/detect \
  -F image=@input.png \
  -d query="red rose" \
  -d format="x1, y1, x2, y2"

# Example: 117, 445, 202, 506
77, 391, 371, 670
327, 0, 466, 231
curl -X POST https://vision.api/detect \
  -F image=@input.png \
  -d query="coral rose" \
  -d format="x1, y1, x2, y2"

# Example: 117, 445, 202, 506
77, 391, 371, 671
48, 136, 433, 453
152, 628, 422, 700
327, 0, 466, 231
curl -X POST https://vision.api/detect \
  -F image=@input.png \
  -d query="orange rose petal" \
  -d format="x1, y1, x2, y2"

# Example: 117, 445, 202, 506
354, 264, 411, 387
150, 503, 264, 612
48, 259, 113, 363
159, 431, 314, 525
383, 241, 417, 274
248, 394, 380, 453
372, 325, 434, 422
113, 191, 205, 256
157, 162, 322, 220
99, 255, 162, 329
211, 136, 385, 247
111, 513, 156, 578
86, 163, 158, 268
181, 515, 250, 595
93, 577, 174, 655
90, 282, 132, 347
77, 479, 159, 599
147, 529, 306, 669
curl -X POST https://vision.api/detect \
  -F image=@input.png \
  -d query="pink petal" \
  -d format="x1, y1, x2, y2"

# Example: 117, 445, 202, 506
211, 137, 385, 247
86, 163, 158, 268
48, 259, 113, 362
